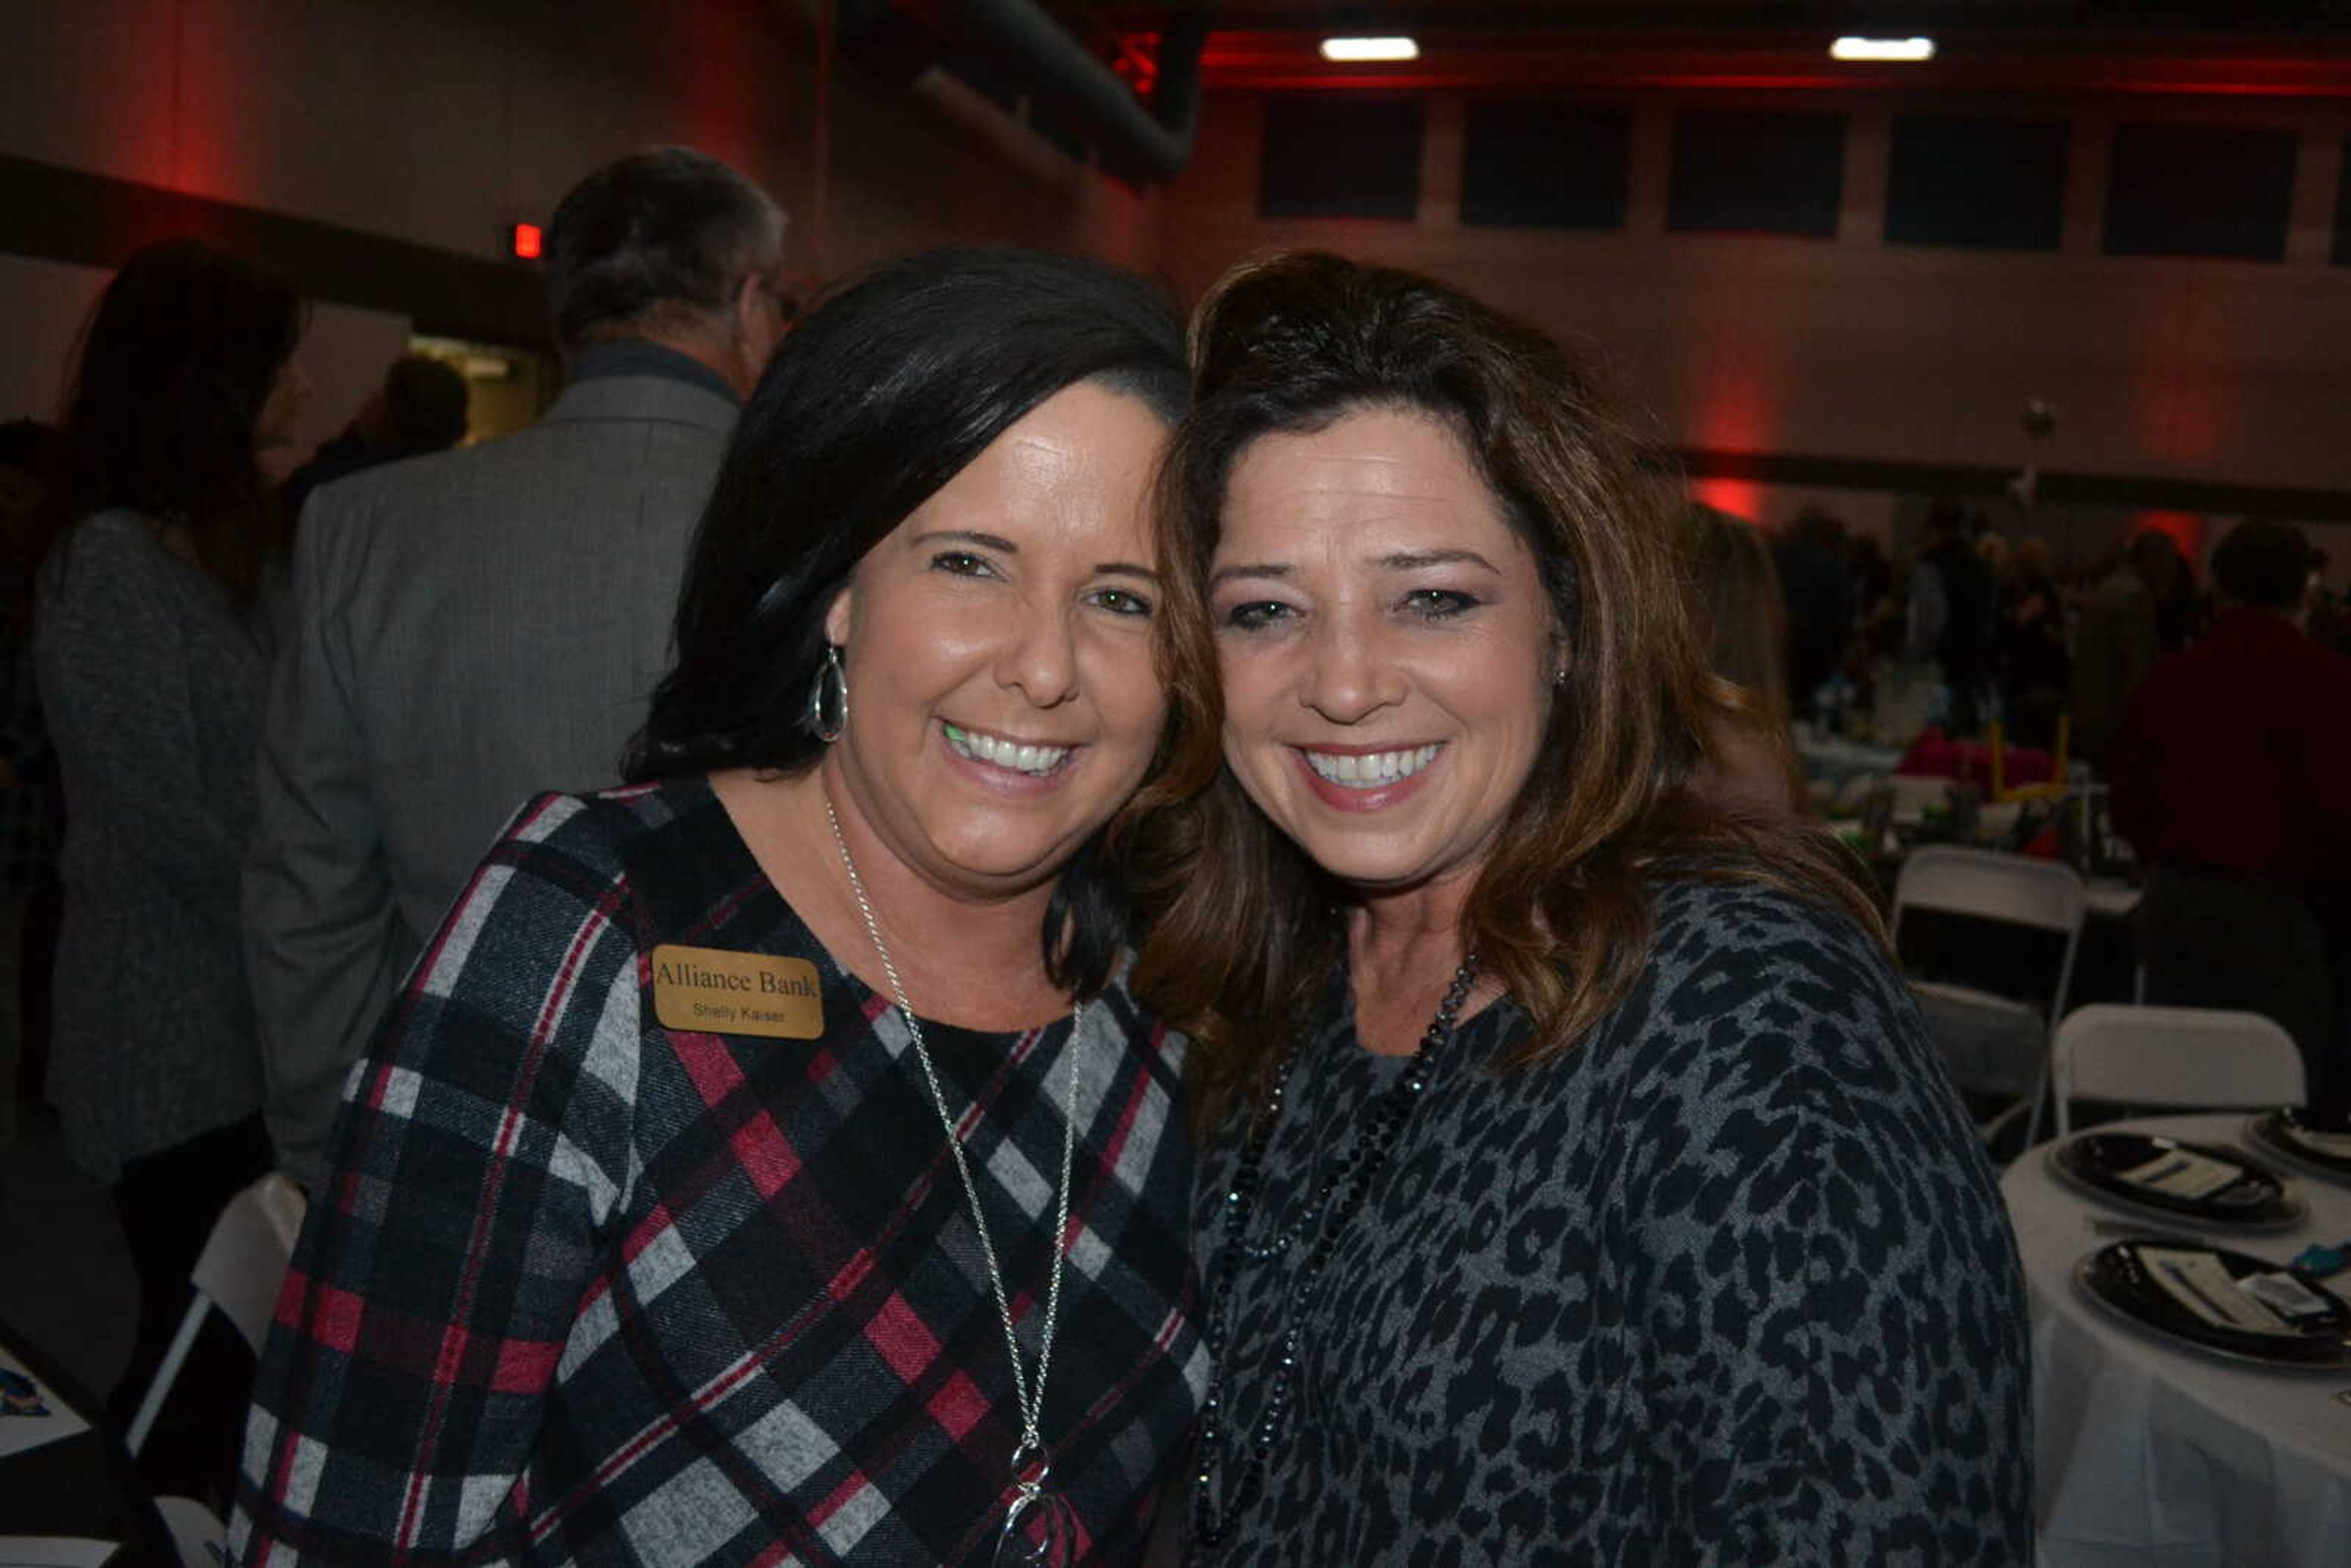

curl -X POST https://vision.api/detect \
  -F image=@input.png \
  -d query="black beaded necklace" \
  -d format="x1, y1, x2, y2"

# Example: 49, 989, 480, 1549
1189, 954, 1482, 1552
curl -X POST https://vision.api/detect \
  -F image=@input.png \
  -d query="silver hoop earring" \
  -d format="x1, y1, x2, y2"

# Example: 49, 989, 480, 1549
806, 643, 847, 743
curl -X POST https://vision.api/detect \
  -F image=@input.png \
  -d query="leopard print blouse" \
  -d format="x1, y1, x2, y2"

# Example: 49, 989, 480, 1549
1190, 878, 2032, 1566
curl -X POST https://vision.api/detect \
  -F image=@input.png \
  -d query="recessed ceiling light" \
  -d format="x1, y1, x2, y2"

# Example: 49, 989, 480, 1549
1320, 37, 1420, 63
1830, 36, 1935, 62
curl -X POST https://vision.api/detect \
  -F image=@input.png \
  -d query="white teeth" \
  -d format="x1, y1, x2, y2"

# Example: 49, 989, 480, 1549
1303, 743, 1442, 788
945, 724, 1070, 776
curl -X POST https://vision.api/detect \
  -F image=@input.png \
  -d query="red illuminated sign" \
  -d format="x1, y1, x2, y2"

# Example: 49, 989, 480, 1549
511, 223, 542, 260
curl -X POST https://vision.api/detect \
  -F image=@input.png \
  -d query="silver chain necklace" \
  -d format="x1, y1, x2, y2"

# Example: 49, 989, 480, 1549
824, 794, 1084, 1567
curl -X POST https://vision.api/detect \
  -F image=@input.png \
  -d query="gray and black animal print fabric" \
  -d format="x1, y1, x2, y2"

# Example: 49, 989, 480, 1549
1191, 878, 2032, 1566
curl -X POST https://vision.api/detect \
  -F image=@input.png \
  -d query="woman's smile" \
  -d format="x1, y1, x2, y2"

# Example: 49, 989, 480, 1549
940, 719, 1079, 779
1291, 741, 1448, 811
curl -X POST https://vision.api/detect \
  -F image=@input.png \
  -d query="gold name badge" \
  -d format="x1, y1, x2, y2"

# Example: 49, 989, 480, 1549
650, 943, 824, 1040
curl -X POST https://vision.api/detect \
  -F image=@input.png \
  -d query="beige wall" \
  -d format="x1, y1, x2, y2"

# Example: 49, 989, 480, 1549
822, 68, 1162, 276
0, 0, 1157, 294
1155, 90, 2351, 512
12, 4, 2340, 571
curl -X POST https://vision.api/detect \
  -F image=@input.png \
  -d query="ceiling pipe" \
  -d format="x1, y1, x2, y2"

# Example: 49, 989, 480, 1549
926, 1, 1210, 180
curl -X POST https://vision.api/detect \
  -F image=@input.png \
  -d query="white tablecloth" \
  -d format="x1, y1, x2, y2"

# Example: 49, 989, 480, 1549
1793, 734, 1904, 787
2003, 1114, 2351, 1567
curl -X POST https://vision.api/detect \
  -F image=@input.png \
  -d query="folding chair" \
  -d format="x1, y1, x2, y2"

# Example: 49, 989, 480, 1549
124, 1172, 306, 1562
156, 1494, 233, 1568
126, 1171, 306, 1455
1892, 846, 2087, 1152
2052, 1004, 2305, 1138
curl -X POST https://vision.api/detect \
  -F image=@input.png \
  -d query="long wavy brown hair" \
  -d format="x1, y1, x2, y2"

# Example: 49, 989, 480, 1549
1127, 253, 1882, 1128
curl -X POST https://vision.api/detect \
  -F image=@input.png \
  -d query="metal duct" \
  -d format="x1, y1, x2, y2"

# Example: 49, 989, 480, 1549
896, 2, 1211, 181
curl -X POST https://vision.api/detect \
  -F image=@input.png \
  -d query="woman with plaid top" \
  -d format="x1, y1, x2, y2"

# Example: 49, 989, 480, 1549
234, 251, 1203, 1566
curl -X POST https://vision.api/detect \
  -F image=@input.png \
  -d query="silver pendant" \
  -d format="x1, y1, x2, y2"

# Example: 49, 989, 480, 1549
994, 1485, 1076, 1567
994, 1448, 1077, 1568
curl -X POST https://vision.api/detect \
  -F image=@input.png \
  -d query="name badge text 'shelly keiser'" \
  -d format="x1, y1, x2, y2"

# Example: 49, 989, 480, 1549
650, 943, 824, 1040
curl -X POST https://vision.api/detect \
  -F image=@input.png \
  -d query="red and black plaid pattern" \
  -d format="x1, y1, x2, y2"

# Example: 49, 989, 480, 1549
233, 780, 1203, 1566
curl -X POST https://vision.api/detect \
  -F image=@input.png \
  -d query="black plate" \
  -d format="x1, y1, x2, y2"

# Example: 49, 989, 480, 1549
2047, 1131, 2304, 1229
2075, 1239, 2351, 1370
2244, 1109, 2351, 1188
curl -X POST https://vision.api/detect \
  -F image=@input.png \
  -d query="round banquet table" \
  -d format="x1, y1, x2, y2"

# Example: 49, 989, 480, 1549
2003, 1113, 2351, 1567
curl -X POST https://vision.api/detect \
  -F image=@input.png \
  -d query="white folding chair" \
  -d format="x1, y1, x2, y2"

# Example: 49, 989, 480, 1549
126, 1172, 307, 1456
154, 1493, 231, 1568
1891, 846, 2087, 1152
2052, 1004, 2306, 1138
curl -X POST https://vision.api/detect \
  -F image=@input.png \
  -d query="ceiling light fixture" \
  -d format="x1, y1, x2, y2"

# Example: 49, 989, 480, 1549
1830, 36, 1935, 62
1320, 37, 1419, 63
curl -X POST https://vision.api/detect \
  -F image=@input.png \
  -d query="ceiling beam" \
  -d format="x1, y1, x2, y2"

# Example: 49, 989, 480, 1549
1185, 29, 2351, 97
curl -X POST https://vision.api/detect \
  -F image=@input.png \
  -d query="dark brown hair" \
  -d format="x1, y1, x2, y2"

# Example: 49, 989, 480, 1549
62, 237, 302, 604
1130, 253, 1881, 1125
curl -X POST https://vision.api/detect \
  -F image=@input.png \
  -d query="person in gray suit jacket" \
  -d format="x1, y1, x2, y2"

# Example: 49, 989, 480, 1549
245, 148, 788, 1188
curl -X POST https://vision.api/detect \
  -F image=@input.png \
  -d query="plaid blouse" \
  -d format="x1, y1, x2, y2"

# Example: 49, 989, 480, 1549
233, 779, 1203, 1566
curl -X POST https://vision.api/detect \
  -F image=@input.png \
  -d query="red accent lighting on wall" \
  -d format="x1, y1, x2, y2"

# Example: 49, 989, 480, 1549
511, 223, 543, 260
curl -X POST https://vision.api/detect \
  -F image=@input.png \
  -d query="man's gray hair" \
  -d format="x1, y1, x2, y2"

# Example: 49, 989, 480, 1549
544, 147, 784, 351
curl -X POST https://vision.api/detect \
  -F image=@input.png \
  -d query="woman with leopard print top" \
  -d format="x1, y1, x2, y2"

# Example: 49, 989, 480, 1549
1135, 253, 2031, 1567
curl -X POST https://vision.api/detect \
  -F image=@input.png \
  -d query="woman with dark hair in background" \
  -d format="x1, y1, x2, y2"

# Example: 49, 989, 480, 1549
1996, 535, 2069, 752
38, 235, 307, 1498
1770, 506, 1850, 724
236, 249, 1201, 1567
1685, 503, 1805, 816
1139, 253, 2029, 1565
